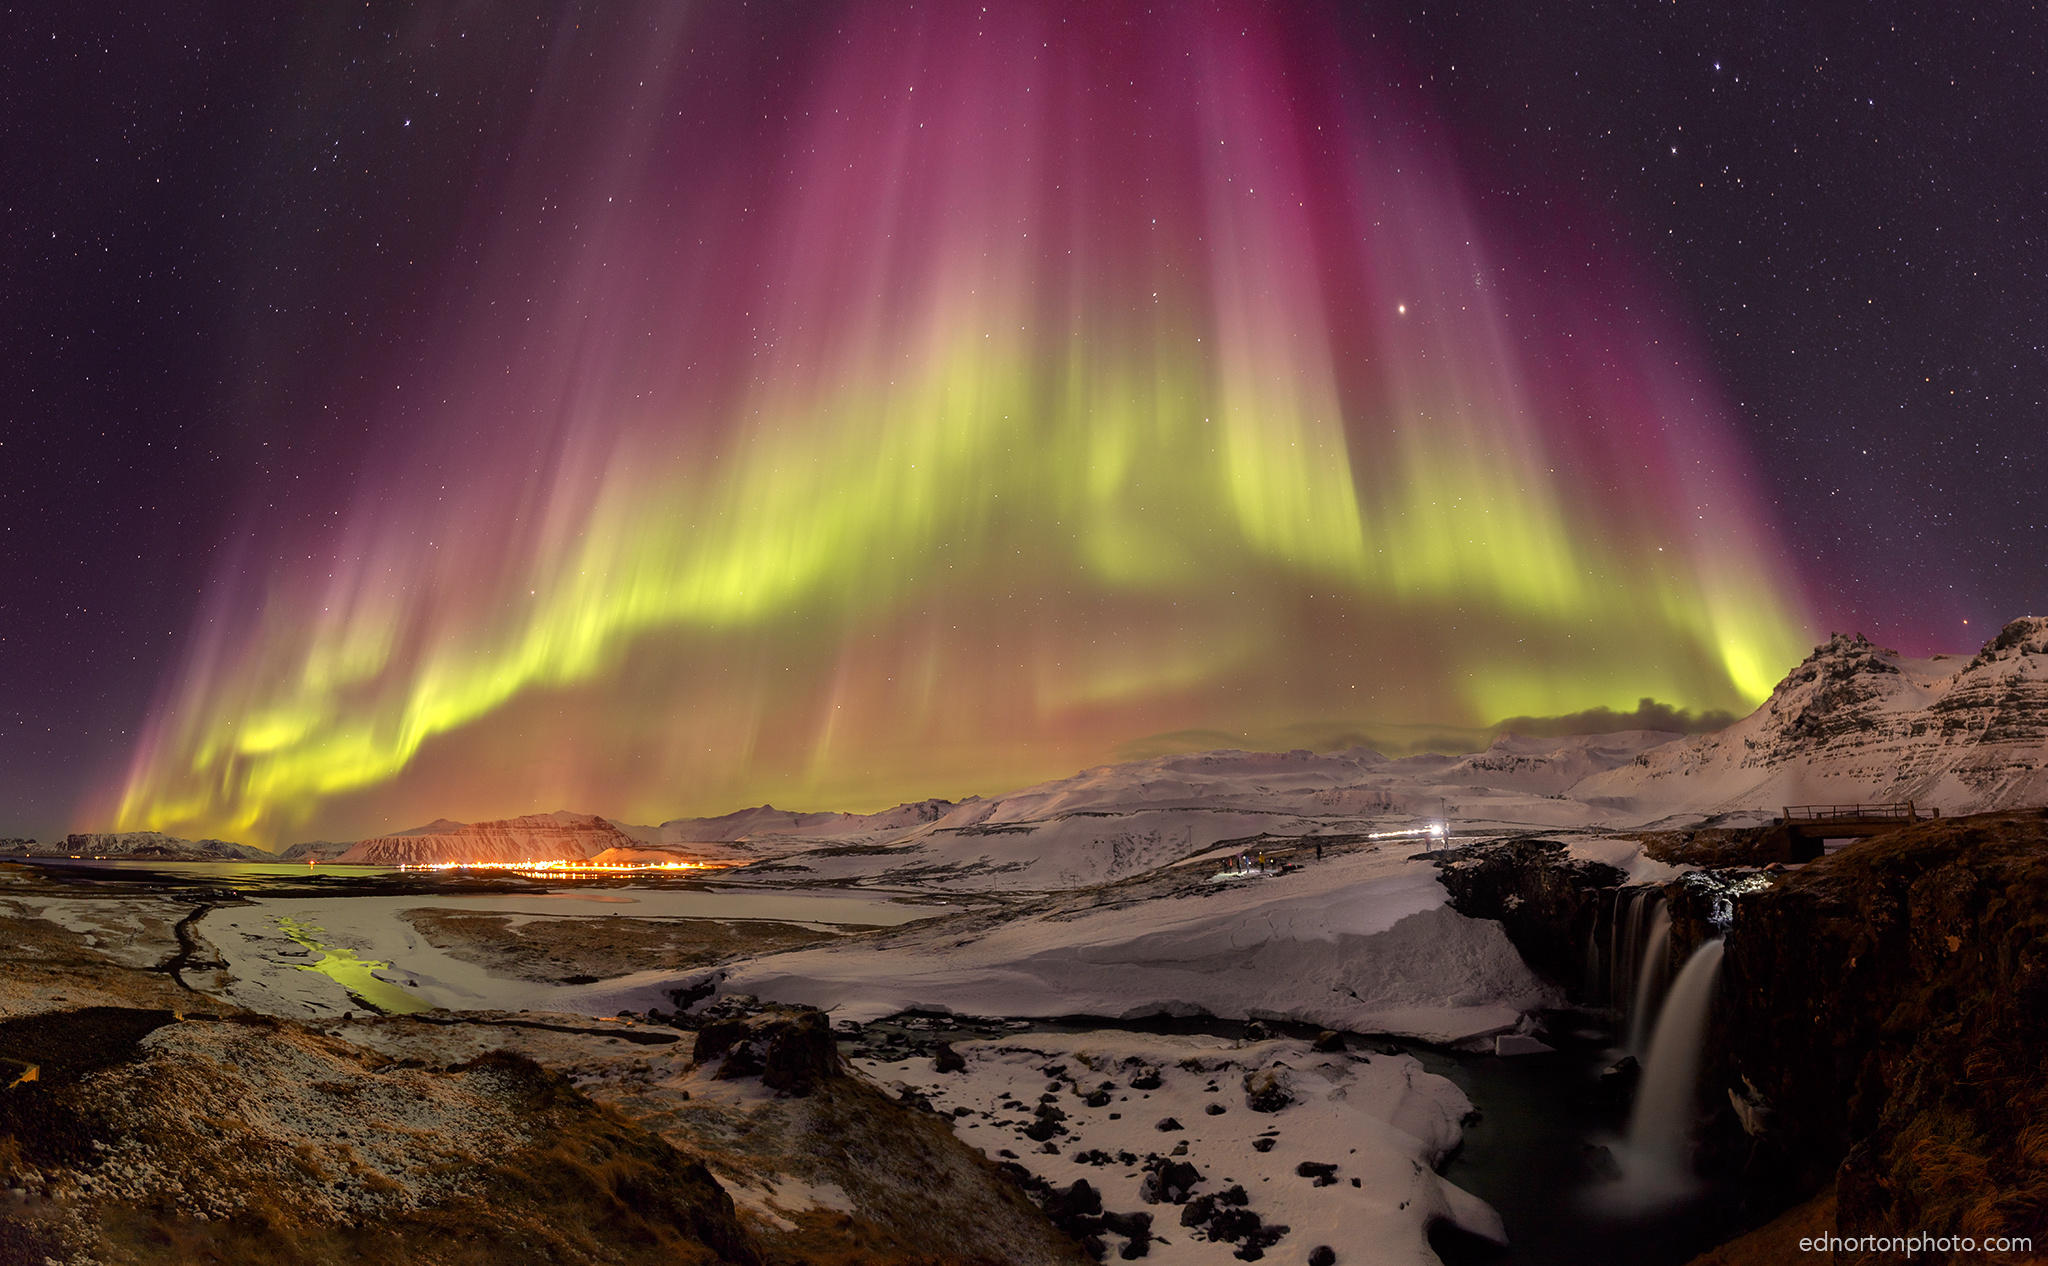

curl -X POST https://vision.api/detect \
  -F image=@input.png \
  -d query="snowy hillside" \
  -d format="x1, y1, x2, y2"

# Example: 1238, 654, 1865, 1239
1577, 618, 2048, 818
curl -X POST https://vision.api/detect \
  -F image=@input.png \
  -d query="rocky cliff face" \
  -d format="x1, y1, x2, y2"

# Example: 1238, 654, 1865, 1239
1710, 811, 2048, 1254
339, 811, 635, 865
1430, 838, 1626, 984
1577, 619, 2048, 817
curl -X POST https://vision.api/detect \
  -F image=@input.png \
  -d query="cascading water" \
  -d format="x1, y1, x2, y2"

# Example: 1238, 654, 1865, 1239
1626, 901, 1673, 1055
1609, 938, 1726, 1206
1584, 923, 1603, 1004
1613, 891, 1648, 1005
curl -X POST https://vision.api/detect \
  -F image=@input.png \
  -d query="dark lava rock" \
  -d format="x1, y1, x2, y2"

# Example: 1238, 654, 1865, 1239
1103, 1210, 1153, 1237
1024, 1117, 1065, 1142
1205, 1102, 1227, 1115
931, 1041, 966, 1074
1596, 1055, 1640, 1108
1294, 1161, 1338, 1186
1084, 1088, 1114, 1107
1251, 1137, 1277, 1153
1129, 1066, 1163, 1090
693, 1008, 840, 1094
1209, 1206, 1262, 1243
1308, 1247, 1337, 1266
1429, 837, 1625, 985
1243, 1020, 1272, 1041
1144, 1157, 1204, 1203
1310, 1030, 1344, 1053
1041, 1178, 1104, 1243
1155, 1116, 1183, 1132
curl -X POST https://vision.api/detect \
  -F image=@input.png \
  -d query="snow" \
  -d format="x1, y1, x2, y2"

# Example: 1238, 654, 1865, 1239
712, 849, 1553, 1044
1563, 837, 1688, 885
861, 1029, 1502, 1265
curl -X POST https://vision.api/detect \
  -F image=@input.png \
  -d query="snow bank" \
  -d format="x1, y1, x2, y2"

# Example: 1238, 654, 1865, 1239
721, 852, 1552, 1043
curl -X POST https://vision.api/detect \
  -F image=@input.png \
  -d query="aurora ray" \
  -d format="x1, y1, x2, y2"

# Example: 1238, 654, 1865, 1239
107, 1, 1812, 846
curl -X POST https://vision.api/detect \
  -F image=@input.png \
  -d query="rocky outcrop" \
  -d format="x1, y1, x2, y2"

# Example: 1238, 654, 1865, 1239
692, 1008, 843, 1095
339, 810, 635, 865
3, 1012, 760, 1265
1431, 838, 1626, 985
1710, 811, 2048, 1257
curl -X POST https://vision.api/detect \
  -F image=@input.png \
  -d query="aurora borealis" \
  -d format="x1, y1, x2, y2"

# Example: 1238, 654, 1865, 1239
67, 0, 1832, 846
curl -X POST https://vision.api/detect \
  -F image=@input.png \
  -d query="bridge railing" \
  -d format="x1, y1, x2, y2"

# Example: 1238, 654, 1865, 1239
1781, 802, 1936, 822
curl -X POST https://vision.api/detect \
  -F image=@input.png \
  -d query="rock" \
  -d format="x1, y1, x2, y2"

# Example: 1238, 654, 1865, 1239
1596, 1055, 1640, 1107
1429, 837, 1624, 983
1144, 1157, 1203, 1203
1155, 1116, 1182, 1132
1308, 1248, 1337, 1266
1042, 1178, 1103, 1230
1205, 1102, 1226, 1115
1251, 1137, 1276, 1153
1243, 1020, 1272, 1041
1243, 1068, 1293, 1113
1294, 1161, 1338, 1186
691, 1009, 839, 1094
932, 1041, 966, 1074
1084, 1087, 1113, 1107
1310, 1030, 1344, 1053
1129, 1065, 1163, 1090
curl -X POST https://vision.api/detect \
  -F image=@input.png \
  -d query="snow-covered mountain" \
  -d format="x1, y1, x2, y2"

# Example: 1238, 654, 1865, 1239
3, 832, 269, 861
1576, 617, 2048, 818
337, 811, 637, 865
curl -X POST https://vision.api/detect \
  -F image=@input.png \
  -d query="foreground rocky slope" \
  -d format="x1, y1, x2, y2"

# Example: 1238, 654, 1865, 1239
1711, 811, 2048, 1257
0, 869, 1092, 1266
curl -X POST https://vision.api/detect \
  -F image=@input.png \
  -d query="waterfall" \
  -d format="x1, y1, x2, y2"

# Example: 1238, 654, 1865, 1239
1626, 902, 1673, 1054
1584, 923, 1603, 1004
1606, 890, 1624, 1006
1615, 938, 1726, 1201
1611, 888, 1651, 1007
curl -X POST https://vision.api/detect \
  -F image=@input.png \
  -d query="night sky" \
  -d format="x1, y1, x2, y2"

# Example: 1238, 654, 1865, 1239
2, 2, 2041, 846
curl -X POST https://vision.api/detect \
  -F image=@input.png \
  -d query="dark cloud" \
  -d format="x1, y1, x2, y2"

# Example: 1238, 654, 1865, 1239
1491, 697, 1737, 738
